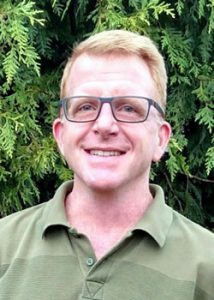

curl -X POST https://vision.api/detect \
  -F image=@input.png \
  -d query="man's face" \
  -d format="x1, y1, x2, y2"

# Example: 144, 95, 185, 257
53, 53, 171, 192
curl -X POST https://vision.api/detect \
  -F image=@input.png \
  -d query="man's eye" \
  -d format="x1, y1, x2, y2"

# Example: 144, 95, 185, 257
118, 105, 137, 113
78, 104, 96, 111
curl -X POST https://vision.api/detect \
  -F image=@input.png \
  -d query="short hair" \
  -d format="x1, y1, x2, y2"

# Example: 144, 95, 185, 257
60, 30, 167, 108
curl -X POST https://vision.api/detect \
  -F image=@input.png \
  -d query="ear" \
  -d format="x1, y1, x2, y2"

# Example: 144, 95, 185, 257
52, 118, 65, 156
153, 121, 171, 162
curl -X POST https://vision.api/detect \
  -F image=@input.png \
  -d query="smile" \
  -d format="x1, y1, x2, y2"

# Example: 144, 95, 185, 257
89, 150, 122, 157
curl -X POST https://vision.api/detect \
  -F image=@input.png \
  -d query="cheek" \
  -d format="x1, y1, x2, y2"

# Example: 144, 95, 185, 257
135, 124, 159, 153
62, 124, 91, 152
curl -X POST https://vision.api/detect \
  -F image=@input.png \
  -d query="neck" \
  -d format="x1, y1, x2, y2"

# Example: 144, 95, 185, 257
65, 178, 153, 259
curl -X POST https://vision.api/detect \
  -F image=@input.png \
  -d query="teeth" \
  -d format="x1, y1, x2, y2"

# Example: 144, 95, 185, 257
90, 150, 121, 157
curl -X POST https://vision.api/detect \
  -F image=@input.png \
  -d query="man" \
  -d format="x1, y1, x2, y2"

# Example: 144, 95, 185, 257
0, 30, 213, 299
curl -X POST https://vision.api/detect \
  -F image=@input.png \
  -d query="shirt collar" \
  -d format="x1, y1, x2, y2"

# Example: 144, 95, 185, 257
41, 181, 73, 237
41, 182, 173, 247
132, 184, 173, 247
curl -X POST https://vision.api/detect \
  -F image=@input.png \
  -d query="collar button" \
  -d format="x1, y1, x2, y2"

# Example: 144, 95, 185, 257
86, 257, 94, 266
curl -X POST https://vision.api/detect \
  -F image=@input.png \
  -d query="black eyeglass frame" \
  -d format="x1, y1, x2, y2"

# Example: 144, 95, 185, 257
59, 96, 165, 123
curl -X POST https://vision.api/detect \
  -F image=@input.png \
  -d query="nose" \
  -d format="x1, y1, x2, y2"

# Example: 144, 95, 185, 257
92, 103, 119, 138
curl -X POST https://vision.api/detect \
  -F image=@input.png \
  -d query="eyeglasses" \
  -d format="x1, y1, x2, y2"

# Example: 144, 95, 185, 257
59, 96, 165, 123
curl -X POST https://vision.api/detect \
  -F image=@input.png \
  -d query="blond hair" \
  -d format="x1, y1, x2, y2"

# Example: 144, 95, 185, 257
60, 30, 167, 108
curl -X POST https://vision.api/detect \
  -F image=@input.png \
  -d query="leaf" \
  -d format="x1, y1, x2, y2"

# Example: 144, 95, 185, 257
195, 104, 214, 133
0, 117, 17, 158
2, 48, 20, 84
205, 146, 214, 175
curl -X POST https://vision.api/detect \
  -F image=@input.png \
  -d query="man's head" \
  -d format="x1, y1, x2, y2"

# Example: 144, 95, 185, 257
53, 30, 171, 192
60, 30, 167, 109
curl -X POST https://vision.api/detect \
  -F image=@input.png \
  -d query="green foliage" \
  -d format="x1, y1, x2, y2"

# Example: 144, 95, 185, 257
88, 0, 175, 33
0, 0, 45, 90
0, 0, 213, 229
51, 0, 72, 20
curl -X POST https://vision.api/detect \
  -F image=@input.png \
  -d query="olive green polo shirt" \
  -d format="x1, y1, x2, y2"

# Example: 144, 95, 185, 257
0, 181, 214, 300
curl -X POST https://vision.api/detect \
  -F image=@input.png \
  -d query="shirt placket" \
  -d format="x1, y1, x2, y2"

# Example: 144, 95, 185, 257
68, 228, 114, 300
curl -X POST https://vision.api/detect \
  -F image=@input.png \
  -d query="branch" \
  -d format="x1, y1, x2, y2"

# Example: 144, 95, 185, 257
188, 174, 214, 183
164, 172, 184, 212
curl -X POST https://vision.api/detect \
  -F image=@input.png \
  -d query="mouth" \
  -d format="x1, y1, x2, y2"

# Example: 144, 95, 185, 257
84, 147, 127, 157
89, 150, 124, 157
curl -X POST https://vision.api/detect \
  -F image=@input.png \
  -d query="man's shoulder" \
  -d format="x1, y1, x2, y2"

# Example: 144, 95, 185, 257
171, 209, 214, 251
0, 202, 50, 264
0, 202, 47, 237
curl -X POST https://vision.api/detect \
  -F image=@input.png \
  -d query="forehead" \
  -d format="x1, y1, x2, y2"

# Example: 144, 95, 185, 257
64, 53, 157, 98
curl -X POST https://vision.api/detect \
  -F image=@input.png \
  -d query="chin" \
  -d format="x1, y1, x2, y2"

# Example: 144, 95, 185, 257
88, 179, 120, 191
74, 167, 127, 192
83, 174, 123, 192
